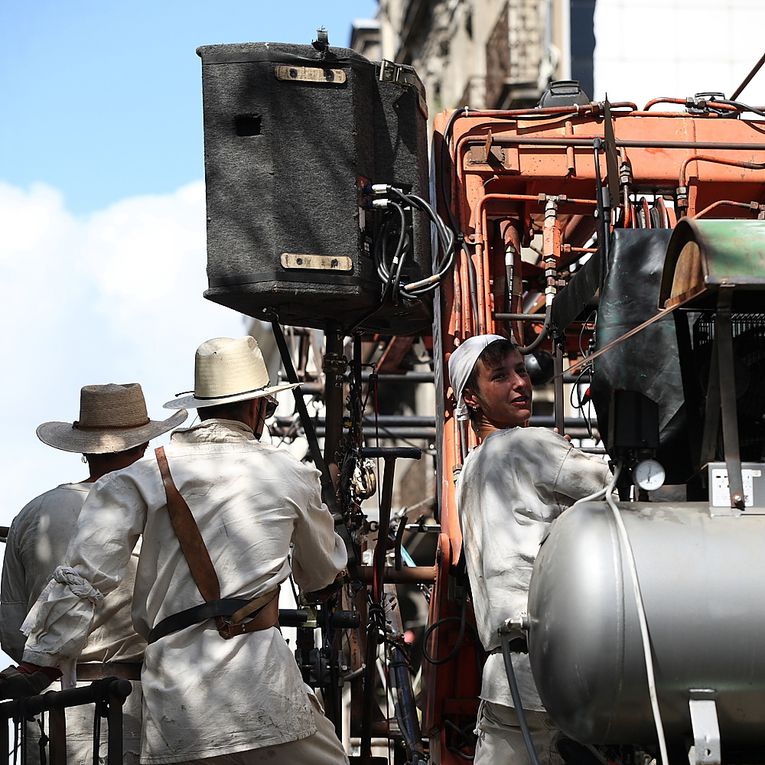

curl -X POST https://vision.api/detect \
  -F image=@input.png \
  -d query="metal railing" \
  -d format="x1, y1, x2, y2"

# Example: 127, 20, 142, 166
0, 678, 132, 765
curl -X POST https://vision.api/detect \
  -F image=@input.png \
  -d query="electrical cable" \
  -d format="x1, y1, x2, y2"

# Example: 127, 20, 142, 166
713, 98, 765, 119
388, 202, 409, 300
576, 479, 610, 506
372, 188, 456, 298
570, 314, 596, 440
572, 368, 595, 441
604, 465, 669, 765
386, 189, 456, 296
399, 545, 417, 568
421, 598, 478, 666
392, 227, 412, 303
500, 631, 541, 765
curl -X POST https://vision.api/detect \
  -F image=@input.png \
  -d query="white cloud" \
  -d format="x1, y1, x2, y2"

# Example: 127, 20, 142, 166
0, 180, 246, 525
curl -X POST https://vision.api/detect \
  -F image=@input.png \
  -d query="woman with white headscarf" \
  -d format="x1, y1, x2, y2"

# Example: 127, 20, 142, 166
448, 335, 610, 765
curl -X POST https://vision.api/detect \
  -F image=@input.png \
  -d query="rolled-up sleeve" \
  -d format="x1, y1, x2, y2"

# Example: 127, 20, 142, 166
22, 473, 145, 667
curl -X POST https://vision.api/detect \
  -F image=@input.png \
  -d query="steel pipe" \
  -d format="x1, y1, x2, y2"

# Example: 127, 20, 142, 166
357, 566, 437, 584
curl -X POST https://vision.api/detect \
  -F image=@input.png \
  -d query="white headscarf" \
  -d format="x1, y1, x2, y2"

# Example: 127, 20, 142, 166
447, 334, 506, 421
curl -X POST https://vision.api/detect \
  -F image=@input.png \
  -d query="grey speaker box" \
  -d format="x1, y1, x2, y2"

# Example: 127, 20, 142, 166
197, 42, 431, 334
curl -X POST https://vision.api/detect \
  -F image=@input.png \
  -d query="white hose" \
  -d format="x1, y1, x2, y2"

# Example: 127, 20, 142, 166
604, 465, 669, 765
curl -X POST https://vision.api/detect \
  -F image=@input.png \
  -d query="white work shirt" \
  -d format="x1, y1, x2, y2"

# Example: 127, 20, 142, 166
1, 482, 144, 665
22, 420, 348, 764
457, 427, 610, 709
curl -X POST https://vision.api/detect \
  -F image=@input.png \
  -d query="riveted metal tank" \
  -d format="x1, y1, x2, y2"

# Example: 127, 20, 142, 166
527, 501, 765, 746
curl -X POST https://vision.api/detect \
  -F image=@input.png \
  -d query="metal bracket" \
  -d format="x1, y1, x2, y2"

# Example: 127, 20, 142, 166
716, 285, 746, 510
499, 612, 529, 637
377, 59, 428, 119
688, 689, 721, 765
468, 143, 507, 166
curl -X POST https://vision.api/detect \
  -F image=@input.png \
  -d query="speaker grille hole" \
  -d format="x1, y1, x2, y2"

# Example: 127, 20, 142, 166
235, 114, 262, 136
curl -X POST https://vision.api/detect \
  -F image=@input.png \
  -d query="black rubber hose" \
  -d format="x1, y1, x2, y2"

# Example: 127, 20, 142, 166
501, 632, 542, 765
516, 304, 552, 354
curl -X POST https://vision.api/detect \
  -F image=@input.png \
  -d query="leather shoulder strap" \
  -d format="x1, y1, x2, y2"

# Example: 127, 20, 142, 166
155, 446, 221, 603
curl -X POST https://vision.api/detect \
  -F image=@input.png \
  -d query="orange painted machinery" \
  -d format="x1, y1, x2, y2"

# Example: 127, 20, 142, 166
421, 94, 765, 763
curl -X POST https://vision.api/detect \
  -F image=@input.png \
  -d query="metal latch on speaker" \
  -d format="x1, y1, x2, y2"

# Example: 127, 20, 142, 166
274, 66, 347, 85
280, 253, 353, 272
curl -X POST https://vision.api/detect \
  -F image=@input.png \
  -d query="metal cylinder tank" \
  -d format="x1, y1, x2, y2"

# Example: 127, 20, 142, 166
527, 501, 765, 746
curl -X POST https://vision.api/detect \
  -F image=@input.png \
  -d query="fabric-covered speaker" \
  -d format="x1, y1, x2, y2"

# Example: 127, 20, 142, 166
197, 42, 431, 334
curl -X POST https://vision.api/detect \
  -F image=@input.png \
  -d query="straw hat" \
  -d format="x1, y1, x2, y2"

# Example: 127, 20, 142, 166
163, 336, 299, 410
37, 384, 187, 454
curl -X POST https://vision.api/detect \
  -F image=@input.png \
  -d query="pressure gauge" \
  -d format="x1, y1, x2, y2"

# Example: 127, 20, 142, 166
633, 459, 666, 492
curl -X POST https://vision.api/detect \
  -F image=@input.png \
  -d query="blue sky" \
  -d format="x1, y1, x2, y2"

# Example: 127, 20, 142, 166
1, 1, 377, 214
0, 1, 377, 524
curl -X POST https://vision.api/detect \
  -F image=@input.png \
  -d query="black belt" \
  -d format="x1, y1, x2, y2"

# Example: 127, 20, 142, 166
148, 598, 253, 644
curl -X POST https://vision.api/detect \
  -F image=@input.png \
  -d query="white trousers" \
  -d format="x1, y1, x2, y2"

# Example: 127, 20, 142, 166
473, 700, 564, 765
175, 691, 348, 765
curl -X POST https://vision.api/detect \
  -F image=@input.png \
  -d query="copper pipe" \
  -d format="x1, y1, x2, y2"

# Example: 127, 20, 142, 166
643, 97, 686, 110
477, 193, 596, 254
357, 565, 437, 584
564, 214, 585, 240
476, 136, 765, 151
679, 154, 765, 188
692, 199, 758, 219
623, 187, 632, 228
643, 97, 739, 113
449, 102, 637, 120
476, 194, 596, 293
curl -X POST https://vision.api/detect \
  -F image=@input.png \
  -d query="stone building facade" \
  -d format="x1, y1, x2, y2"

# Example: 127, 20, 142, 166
352, 0, 595, 112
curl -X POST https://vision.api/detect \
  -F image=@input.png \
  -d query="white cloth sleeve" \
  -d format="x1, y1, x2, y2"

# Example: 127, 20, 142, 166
551, 438, 611, 506
22, 473, 145, 668
0, 519, 30, 663
289, 467, 347, 593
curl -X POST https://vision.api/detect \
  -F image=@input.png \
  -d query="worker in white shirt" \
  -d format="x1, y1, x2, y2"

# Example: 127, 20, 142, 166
448, 334, 610, 765
2, 336, 349, 765
1, 382, 186, 764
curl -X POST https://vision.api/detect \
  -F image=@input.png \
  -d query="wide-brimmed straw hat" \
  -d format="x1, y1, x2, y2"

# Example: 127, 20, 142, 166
37, 383, 187, 454
163, 336, 299, 410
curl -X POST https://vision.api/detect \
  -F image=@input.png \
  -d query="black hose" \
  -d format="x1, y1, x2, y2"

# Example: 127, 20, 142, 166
375, 186, 456, 297
500, 632, 542, 765
714, 98, 765, 119
422, 599, 472, 666
390, 644, 425, 761
516, 304, 552, 354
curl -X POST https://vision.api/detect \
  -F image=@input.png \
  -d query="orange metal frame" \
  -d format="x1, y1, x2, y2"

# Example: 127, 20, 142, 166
423, 102, 765, 762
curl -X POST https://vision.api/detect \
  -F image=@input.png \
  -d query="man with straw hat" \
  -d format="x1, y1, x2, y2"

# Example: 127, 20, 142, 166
5, 336, 349, 765
1, 382, 186, 763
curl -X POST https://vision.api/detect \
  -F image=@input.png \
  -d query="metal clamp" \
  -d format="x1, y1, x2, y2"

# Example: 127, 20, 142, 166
688, 689, 721, 765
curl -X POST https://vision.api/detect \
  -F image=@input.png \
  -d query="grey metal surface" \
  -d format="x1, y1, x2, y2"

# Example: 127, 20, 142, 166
527, 501, 765, 745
